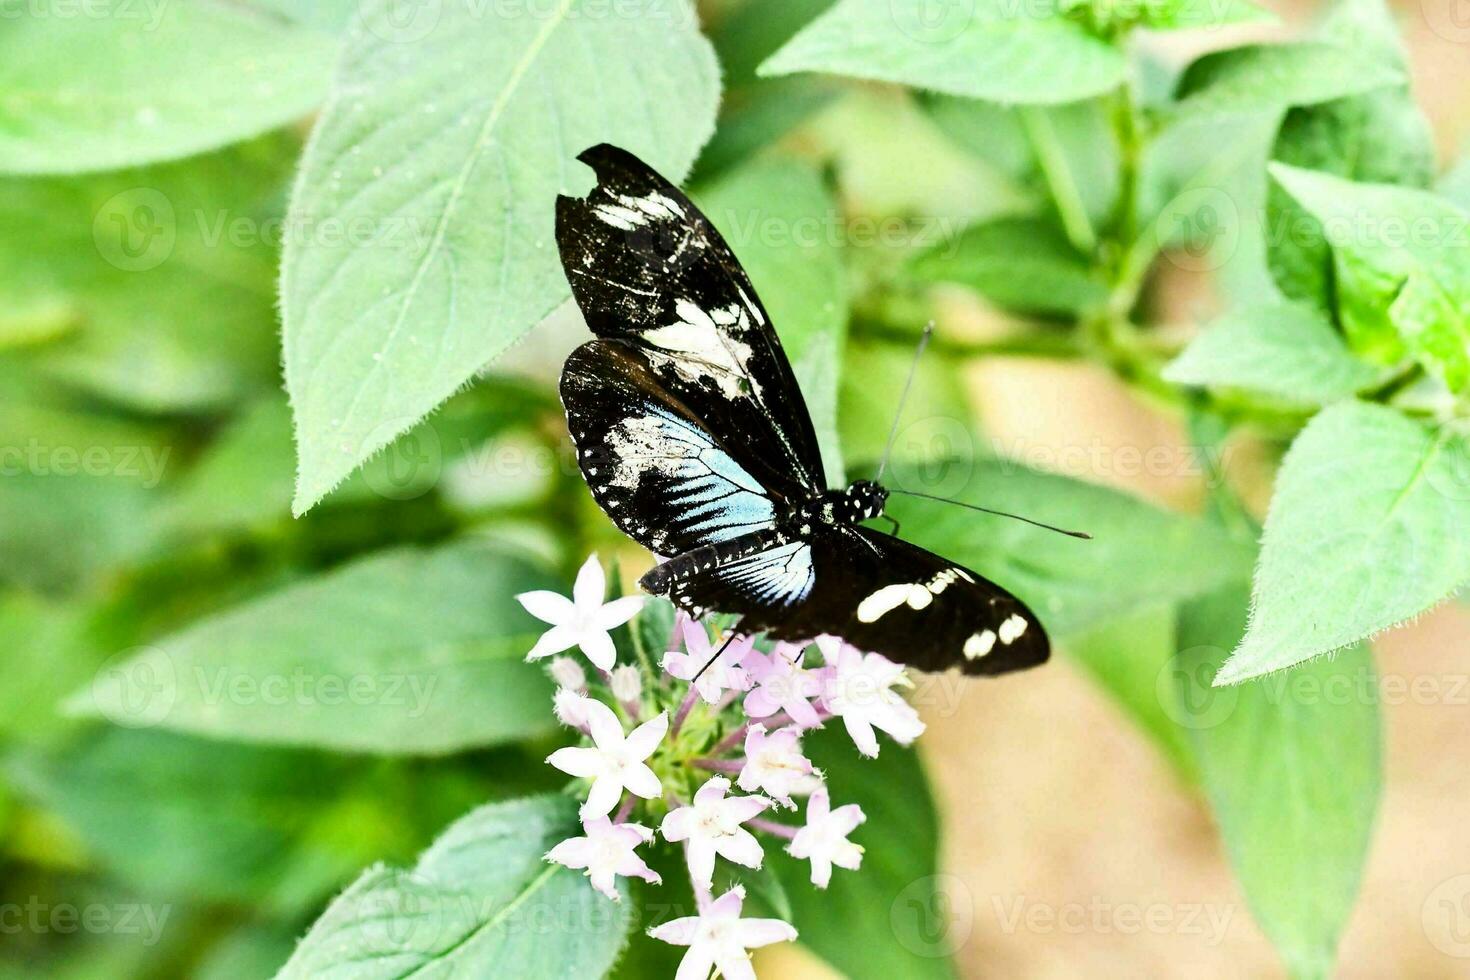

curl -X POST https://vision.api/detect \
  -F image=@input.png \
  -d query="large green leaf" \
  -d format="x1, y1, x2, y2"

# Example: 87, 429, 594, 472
1065, 604, 1195, 781
760, 0, 1126, 105
0, 137, 291, 411
1179, 585, 1380, 979
67, 540, 559, 754
1218, 401, 1470, 683
1163, 300, 1380, 405
910, 215, 1106, 317
889, 459, 1255, 639
693, 159, 849, 484
1270, 163, 1470, 390
1265, 0, 1435, 312
769, 726, 954, 979
5, 730, 388, 912
1174, 42, 1401, 114
276, 796, 631, 979
282, 0, 719, 514
0, 0, 335, 173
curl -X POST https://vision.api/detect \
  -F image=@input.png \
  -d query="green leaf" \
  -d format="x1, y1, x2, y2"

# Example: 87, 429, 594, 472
1178, 584, 1380, 978
282, 0, 719, 514
1174, 42, 1402, 114
909, 215, 1107, 318
0, 137, 292, 411
5, 730, 384, 912
1438, 141, 1470, 211
693, 159, 848, 484
838, 336, 972, 468
1129, 0, 1274, 30
1065, 605, 1196, 781
925, 95, 1121, 237
760, 0, 1126, 105
1270, 163, 1470, 389
1163, 300, 1380, 405
769, 726, 954, 979
1218, 401, 1470, 683
1265, 0, 1435, 312
0, 0, 335, 174
276, 796, 630, 980
66, 539, 559, 754
889, 459, 1256, 639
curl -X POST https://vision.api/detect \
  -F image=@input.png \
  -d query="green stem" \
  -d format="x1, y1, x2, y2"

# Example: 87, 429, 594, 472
1020, 106, 1097, 256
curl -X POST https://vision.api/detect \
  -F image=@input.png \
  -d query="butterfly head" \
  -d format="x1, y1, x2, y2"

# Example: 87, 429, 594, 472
842, 480, 889, 523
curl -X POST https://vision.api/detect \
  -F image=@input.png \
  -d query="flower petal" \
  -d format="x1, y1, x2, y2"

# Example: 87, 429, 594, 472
721, 794, 772, 825
685, 838, 717, 889
661, 806, 694, 842
582, 697, 624, 749
713, 950, 758, 980
573, 553, 606, 610
622, 762, 662, 801
736, 916, 799, 949
547, 746, 602, 779
516, 590, 575, 625
624, 711, 669, 759
715, 828, 765, 870
544, 837, 593, 870
579, 629, 617, 672
673, 946, 717, 980
595, 594, 645, 630
647, 915, 700, 946
706, 885, 745, 919
525, 624, 577, 661
842, 714, 880, 758
582, 774, 623, 819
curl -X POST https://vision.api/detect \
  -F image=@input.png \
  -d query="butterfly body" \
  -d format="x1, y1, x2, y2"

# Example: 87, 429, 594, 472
556, 144, 1050, 676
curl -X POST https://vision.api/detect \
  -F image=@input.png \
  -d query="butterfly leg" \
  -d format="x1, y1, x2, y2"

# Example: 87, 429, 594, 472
876, 514, 902, 537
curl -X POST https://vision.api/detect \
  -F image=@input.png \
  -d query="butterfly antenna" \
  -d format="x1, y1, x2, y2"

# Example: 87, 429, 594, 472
875, 322, 934, 482
888, 489, 1093, 539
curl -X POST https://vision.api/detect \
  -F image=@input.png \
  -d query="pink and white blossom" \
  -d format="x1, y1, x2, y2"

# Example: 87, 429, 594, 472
647, 885, 797, 980
547, 699, 667, 819
661, 776, 771, 889
662, 617, 753, 704
736, 725, 820, 807
818, 639, 925, 757
546, 817, 660, 901
548, 656, 587, 692
741, 642, 826, 728
519, 554, 643, 671
787, 788, 865, 888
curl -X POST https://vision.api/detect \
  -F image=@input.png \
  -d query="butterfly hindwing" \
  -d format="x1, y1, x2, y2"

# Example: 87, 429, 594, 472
643, 526, 1048, 676
561, 339, 784, 556
556, 143, 824, 501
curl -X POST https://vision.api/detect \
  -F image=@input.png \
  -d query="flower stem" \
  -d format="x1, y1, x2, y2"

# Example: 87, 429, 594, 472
748, 817, 798, 840
613, 793, 637, 824
692, 757, 744, 774
670, 685, 700, 738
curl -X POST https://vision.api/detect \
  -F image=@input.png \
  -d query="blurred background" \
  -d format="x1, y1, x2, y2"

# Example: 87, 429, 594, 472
1, 0, 1468, 977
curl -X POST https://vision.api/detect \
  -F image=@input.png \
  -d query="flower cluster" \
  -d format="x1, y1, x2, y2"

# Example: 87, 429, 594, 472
520, 555, 925, 977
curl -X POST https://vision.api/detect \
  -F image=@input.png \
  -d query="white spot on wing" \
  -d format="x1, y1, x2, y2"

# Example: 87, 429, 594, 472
998, 614, 1028, 644
964, 630, 997, 660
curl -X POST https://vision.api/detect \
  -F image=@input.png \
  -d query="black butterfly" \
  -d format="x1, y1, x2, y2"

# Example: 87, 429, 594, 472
555, 144, 1049, 675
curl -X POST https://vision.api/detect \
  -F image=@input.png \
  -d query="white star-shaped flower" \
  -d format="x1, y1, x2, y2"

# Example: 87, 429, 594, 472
786, 787, 865, 888
647, 885, 797, 980
545, 816, 661, 901
660, 776, 771, 889
547, 698, 667, 819
662, 617, 753, 704
518, 554, 643, 671
736, 725, 820, 808
817, 638, 925, 757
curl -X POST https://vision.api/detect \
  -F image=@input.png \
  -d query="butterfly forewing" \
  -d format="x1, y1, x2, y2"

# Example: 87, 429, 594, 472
561, 340, 784, 556
556, 144, 824, 501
